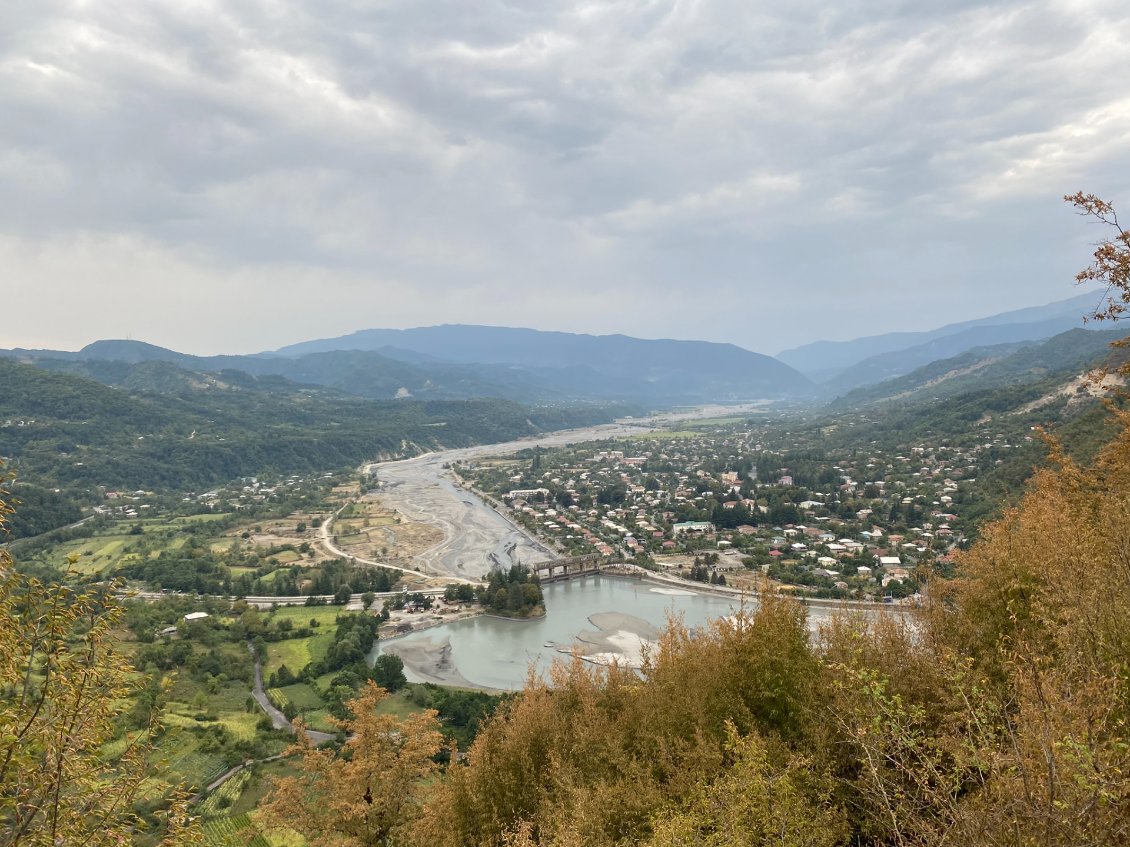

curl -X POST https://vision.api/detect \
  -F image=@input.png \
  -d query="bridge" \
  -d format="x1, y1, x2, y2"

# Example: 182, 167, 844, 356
532, 553, 606, 583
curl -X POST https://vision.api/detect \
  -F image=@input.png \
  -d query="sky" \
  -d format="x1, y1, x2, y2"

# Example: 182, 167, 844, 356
2, 0, 1129, 357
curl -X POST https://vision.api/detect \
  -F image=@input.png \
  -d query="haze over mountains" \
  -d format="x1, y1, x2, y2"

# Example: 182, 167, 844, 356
4, 328, 808, 406
779, 291, 1102, 384
0, 290, 1114, 410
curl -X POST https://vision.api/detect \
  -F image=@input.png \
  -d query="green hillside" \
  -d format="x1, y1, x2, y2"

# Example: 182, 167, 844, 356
829, 327, 1125, 408
0, 358, 634, 495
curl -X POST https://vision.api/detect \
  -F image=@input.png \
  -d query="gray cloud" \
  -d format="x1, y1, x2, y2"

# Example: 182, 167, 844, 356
1, 0, 1128, 355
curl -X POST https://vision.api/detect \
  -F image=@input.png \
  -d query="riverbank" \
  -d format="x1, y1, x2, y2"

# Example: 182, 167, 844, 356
379, 635, 488, 689
623, 566, 909, 612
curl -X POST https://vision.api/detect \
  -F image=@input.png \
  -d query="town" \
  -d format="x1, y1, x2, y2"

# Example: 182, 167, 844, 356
455, 414, 1038, 602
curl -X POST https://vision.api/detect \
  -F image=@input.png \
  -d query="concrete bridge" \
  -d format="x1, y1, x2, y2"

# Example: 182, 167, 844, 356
533, 553, 606, 583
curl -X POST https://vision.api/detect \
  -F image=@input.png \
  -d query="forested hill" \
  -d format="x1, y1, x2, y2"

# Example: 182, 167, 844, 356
0, 358, 635, 493
828, 327, 1127, 409
3, 325, 813, 405
777, 290, 1098, 381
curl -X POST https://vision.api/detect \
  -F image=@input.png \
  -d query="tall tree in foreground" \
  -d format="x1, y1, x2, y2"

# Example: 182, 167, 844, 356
0, 480, 202, 847
259, 682, 444, 847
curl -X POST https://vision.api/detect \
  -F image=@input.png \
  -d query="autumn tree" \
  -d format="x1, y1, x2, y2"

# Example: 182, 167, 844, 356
1068, 193, 1130, 324
647, 727, 846, 847
0, 480, 202, 847
260, 682, 444, 847
415, 599, 822, 847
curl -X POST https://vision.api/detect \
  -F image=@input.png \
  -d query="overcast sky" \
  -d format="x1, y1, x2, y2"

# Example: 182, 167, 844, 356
2, 0, 1128, 356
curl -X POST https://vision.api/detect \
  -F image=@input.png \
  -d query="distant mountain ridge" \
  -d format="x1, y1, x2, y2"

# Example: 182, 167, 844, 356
272, 324, 809, 402
828, 327, 1127, 409
779, 291, 1102, 385
1, 325, 811, 406
0, 357, 634, 493
824, 317, 1106, 394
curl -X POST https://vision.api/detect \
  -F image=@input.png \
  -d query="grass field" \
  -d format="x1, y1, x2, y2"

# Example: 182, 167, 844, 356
683, 416, 748, 428
274, 683, 324, 712
203, 813, 272, 847
172, 513, 232, 524
298, 708, 336, 733
198, 771, 252, 818
374, 688, 426, 720
219, 711, 262, 741
265, 633, 333, 678
266, 605, 342, 626
151, 731, 227, 790
44, 533, 141, 574
230, 760, 300, 816
28, 515, 229, 575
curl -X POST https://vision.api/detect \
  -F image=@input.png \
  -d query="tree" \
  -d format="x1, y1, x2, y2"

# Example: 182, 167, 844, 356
0, 482, 202, 847
261, 682, 443, 846
1067, 192, 1130, 333
647, 727, 846, 847
372, 654, 407, 693
361, 590, 375, 610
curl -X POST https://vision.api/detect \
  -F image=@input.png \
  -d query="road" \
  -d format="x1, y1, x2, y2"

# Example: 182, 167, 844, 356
127, 588, 447, 609
248, 642, 335, 744
318, 504, 443, 583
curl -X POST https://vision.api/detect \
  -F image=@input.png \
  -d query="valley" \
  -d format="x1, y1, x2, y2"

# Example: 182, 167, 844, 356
4, 291, 1129, 847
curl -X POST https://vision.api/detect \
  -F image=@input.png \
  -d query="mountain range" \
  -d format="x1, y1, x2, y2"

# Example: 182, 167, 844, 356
2, 327, 809, 405
828, 327, 1127, 409
0, 290, 1118, 411
779, 291, 1104, 387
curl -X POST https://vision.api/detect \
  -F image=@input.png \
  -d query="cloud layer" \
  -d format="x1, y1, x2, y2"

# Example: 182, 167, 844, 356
2, 0, 1128, 354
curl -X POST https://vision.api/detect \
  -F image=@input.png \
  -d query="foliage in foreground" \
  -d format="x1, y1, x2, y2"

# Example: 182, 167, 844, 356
0, 486, 202, 846
259, 683, 443, 847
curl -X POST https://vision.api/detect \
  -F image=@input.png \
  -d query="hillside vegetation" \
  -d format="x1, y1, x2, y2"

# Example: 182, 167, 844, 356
0, 358, 633, 495
830, 327, 1126, 408
383, 409, 1130, 846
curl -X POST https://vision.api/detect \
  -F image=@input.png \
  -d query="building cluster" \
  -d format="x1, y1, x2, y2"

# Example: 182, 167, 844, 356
461, 423, 1028, 601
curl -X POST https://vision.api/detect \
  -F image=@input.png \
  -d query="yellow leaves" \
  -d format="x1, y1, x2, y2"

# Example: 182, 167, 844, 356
260, 682, 443, 847
0, 566, 202, 847
646, 727, 847, 847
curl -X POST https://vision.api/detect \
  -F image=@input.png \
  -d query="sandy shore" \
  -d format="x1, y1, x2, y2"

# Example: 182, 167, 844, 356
554, 611, 662, 670
380, 635, 485, 689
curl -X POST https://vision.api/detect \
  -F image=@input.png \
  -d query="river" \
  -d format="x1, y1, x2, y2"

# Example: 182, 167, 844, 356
374, 574, 858, 690
367, 404, 847, 690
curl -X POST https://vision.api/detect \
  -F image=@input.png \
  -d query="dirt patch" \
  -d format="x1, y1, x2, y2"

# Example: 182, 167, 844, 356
330, 498, 444, 564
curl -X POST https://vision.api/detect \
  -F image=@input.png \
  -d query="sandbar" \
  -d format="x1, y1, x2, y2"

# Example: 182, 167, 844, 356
557, 611, 661, 670
380, 635, 483, 689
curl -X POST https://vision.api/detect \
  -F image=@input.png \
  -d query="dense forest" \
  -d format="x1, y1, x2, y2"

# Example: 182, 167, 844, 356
0, 357, 633, 496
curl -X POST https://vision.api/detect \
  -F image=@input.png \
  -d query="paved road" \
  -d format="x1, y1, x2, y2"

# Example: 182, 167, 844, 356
127, 588, 447, 608
248, 642, 335, 745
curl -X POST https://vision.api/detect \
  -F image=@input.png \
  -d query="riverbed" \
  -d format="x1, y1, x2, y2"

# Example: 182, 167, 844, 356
369, 405, 766, 582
